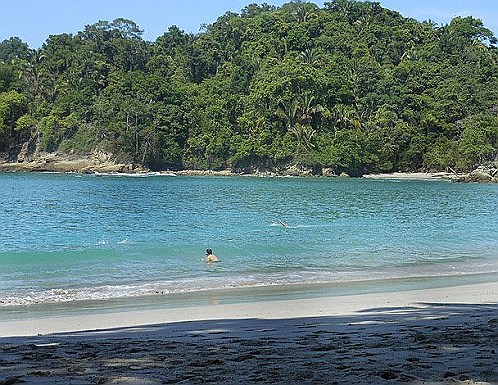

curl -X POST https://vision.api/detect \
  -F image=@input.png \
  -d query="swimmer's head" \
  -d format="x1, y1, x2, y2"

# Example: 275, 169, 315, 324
206, 248, 213, 255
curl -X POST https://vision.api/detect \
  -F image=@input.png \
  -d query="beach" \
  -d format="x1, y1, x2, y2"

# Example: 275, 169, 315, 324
1, 174, 497, 384
1, 282, 497, 384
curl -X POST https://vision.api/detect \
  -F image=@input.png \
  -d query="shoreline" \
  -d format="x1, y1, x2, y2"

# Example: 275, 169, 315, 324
2, 268, 497, 317
0, 158, 463, 181
3, 153, 496, 182
362, 171, 458, 180
0, 152, 465, 179
1, 281, 496, 338
0, 153, 146, 174
1, 282, 496, 384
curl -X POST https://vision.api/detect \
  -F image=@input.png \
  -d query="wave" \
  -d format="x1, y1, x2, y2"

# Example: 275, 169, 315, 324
92, 172, 177, 178
2, 263, 497, 307
269, 222, 323, 229
0, 277, 275, 307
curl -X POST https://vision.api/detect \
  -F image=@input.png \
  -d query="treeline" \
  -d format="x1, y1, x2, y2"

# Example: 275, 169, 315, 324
1, 0, 498, 175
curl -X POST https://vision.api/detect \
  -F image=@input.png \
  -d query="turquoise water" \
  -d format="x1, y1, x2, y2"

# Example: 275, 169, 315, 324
0, 173, 497, 313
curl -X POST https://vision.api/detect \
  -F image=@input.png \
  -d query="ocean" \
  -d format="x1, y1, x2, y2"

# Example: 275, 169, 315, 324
1, 172, 497, 319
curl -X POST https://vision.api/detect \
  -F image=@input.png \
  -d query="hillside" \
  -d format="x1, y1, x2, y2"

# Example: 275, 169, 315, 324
1, 0, 498, 175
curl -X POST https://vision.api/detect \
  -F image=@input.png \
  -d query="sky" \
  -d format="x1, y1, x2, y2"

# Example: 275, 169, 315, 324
1, 0, 497, 49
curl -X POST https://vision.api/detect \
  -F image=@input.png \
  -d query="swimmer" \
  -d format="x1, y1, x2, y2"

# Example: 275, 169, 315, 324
205, 248, 219, 263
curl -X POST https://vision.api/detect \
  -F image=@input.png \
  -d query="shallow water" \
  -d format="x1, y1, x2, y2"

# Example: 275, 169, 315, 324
0, 173, 497, 317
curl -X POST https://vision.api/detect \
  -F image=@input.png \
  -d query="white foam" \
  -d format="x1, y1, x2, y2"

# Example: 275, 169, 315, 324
1, 262, 497, 307
93, 172, 176, 178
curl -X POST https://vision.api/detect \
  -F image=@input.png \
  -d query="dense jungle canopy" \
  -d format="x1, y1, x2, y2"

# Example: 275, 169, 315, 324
1, 0, 498, 175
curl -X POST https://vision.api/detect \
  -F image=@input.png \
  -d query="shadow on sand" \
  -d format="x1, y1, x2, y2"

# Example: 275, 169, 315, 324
1, 302, 497, 384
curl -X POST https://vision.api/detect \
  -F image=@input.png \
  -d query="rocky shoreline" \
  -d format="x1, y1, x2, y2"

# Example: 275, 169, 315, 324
0, 152, 148, 174
1, 153, 497, 182
452, 164, 498, 183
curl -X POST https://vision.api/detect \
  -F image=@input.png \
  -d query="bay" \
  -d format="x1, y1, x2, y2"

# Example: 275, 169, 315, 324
0, 173, 497, 318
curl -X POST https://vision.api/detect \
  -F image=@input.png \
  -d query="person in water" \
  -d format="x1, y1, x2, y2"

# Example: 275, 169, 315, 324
205, 248, 219, 263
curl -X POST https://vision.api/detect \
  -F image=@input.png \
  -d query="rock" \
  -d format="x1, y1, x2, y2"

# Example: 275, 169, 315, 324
455, 164, 498, 183
0, 152, 151, 175
322, 168, 338, 177
92, 150, 113, 164
470, 168, 493, 182
281, 164, 314, 177
339, 172, 350, 178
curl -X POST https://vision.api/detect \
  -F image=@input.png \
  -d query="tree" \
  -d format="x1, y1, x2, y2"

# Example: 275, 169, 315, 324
0, 90, 27, 150
0, 37, 30, 61
0, 3, 497, 175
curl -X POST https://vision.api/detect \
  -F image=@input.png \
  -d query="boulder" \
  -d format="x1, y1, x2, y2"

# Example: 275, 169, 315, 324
456, 164, 498, 183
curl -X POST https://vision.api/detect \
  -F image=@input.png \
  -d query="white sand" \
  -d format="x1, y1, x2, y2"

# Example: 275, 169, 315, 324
363, 172, 456, 180
1, 282, 496, 338
1, 282, 497, 384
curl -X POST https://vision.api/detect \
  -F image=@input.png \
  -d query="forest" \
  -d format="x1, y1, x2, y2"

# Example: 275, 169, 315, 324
1, 0, 498, 175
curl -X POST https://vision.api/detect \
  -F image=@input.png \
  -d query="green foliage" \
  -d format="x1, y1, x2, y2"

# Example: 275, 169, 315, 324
0, 62, 17, 92
0, 90, 26, 150
0, 37, 30, 61
457, 114, 498, 169
1, 1, 498, 173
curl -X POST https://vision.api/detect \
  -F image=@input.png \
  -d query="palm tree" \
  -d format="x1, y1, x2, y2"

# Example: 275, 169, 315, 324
278, 93, 323, 131
331, 104, 357, 131
292, 2, 318, 23
289, 123, 317, 150
277, 92, 323, 152
18, 51, 46, 106
277, 97, 300, 131
297, 47, 325, 67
